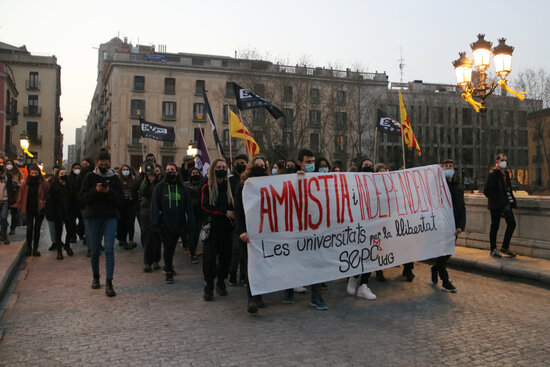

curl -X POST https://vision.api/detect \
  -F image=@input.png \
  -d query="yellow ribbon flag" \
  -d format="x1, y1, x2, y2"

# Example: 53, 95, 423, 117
229, 110, 260, 157
461, 90, 482, 113
398, 90, 422, 156
23, 149, 34, 158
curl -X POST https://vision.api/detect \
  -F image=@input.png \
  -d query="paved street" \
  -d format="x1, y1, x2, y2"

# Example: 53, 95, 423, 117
1, 228, 550, 366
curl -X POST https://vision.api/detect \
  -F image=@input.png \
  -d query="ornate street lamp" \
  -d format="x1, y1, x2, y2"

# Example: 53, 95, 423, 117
20, 132, 34, 158
186, 143, 198, 157
452, 34, 526, 113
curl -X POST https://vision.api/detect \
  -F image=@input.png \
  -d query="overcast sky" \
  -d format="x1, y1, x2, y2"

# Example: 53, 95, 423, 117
3, 0, 549, 159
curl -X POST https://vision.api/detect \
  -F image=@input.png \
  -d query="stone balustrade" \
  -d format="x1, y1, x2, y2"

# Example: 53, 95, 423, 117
457, 194, 550, 259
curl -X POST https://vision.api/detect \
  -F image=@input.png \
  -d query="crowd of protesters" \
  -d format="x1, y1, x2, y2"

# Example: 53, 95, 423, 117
5, 146, 524, 314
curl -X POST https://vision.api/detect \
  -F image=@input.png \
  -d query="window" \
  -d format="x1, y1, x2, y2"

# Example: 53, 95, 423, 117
284, 131, 294, 147
195, 80, 205, 95
283, 86, 293, 102
162, 101, 177, 120
28, 95, 38, 108
253, 109, 266, 124
134, 76, 145, 91
310, 133, 320, 153
130, 155, 142, 171
283, 108, 294, 124
28, 72, 39, 90
223, 104, 237, 124
225, 82, 234, 98
462, 128, 473, 145
193, 103, 205, 121
27, 121, 38, 143
310, 88, 320, 103
131, 125, 141, 145
193, 127, 205, 143
131, 99, 146, 118
192, 58, 210, 66
164, 78, 175, 94
162, 140, 174, 148
334, 112, 347, 129
337, 90, 346, 106
309, 110, 321, 127
335, 135, 347, 153
162, 155, 174, 168
223, 129, 230, 149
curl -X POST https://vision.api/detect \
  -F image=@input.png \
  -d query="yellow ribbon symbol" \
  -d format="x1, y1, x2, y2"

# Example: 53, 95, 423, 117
461, 91, 482, 113
497, 80, 528, 101
23, 149, 34, 158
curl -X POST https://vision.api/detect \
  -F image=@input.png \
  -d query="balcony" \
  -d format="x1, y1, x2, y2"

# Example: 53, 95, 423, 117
24, 106, 41, 117
29, 135, 42, 145
26, 80, 40, 91
162, 114, 177, 121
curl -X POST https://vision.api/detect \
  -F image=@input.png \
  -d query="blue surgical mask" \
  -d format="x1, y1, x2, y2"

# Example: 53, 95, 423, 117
318, 167, 329, 173
122, 170, 130, 177
304, 163, 315, 172
444, 169, 454, 180
271, 168, 278, 175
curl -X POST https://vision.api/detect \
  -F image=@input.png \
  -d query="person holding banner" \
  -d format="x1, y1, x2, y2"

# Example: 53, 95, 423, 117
228, 154, 249, 286
284, 159, 298, 174
234, 155, 270, 314
430, 159, 465, 292
201, 158, 235, 301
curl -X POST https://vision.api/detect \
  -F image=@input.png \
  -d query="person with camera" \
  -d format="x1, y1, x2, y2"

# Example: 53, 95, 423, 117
484, 153, 517, 258
80, 149, 122, 297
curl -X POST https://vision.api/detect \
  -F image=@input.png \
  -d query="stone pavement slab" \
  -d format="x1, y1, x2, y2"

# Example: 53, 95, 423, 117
1, 238, 550, 366
0, 233, 25, 304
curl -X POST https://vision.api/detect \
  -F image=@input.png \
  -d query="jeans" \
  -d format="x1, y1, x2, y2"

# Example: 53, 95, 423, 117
26, 212, 44, 250
490, 206, 516, 251
160, 232, 179, 273
85, 217, 117, 280
0, 202, 9, 237
141, 214, 161, 266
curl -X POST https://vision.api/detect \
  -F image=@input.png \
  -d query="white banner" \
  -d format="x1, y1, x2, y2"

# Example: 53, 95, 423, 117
243, 165, 456, 295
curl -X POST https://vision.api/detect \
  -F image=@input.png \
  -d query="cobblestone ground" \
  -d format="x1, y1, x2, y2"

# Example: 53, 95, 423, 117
1, 224, 550, 366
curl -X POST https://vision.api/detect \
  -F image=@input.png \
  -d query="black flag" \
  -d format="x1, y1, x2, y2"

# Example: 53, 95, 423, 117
233, 83, 284, 119
139, 117, 175, 142
376, 109, 402, 136
203, 92, 226, 157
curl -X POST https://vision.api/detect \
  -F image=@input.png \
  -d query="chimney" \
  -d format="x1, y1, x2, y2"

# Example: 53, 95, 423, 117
124, 36, 128, 44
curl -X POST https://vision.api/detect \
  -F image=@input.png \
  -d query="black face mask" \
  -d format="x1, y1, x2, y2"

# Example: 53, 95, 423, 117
362, 166, 374, 173
285, 167, 297, 174
29, 175, 39, 183
0, 165, 4, 172
187, 162, 195, 169
234, 164, 246, 174
190, 175, 200, 182
59, 175, 67, 182
215, 169, 227, 179
98, 166, 109, 174
165, 172, 177, 182
252, 166, 266, 177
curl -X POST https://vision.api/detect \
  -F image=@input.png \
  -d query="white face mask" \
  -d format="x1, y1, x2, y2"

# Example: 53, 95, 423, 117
5, 164, 13, 170
499, 161, 507, 169
73, 169, 81, 175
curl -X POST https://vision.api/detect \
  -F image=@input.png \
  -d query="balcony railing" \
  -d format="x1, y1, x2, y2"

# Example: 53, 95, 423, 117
24, 106, 41, 117
29, 135, 42, 145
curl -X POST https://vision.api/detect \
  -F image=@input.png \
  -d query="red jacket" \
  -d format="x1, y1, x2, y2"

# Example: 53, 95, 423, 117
17, 179, 50, 216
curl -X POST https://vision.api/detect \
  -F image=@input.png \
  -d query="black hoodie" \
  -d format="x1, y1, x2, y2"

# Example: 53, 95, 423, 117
150, 181, 194, 234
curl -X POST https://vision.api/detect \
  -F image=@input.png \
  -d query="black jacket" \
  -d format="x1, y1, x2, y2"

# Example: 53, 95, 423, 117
483, 168, 516, 211
447, 180, 466, 231
150, 181, 194, 234
79, 168, 122, 220
201, 181, 234, 231
234, 183, 247, 236
46, 179, 76, 221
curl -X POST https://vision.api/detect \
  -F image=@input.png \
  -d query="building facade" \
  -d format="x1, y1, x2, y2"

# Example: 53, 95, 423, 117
84, 37, 389, 169
376, 81, 541, 188
0, 42, 62, 172
0, 61, 18, 153
528, 108, 550, 189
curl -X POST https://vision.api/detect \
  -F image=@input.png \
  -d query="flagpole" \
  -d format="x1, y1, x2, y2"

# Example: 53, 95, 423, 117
373, 129, 378, 163
229, 110, 234, 169
401, 128, 406, 169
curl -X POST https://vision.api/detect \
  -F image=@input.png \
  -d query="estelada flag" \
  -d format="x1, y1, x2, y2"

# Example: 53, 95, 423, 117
398, 90, 422, 156
233, 83, 284, 119
376, 109, 402, 136
229, 110, 260, 157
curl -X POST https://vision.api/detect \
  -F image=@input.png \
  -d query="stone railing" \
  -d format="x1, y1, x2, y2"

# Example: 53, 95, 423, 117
457, 194, 550, 259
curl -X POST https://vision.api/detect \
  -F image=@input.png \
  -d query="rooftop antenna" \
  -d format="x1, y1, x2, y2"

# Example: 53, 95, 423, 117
398, 47, 405, 83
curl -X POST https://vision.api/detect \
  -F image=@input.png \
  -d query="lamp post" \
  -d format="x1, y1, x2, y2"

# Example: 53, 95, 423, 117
452, 34, 524, 113
186, 143, 198, 157
19, 132, 31, 165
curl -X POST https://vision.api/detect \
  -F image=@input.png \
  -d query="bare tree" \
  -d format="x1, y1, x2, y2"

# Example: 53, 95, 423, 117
511, 67, 550, 109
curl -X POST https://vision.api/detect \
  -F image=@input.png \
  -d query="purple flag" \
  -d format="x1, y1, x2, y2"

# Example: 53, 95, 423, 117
196, 128, 210, 178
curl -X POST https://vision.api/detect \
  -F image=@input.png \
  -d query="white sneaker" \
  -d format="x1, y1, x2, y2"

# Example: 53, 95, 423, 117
346, 277, 359, 296
357, 284, 376, 300
294, 286, 307, 293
